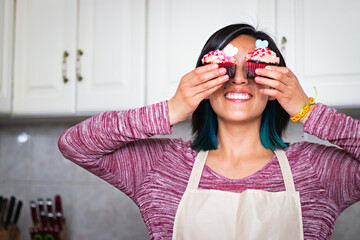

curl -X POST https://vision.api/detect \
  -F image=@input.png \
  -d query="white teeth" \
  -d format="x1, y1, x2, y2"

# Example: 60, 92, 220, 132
225, 93, 252, 100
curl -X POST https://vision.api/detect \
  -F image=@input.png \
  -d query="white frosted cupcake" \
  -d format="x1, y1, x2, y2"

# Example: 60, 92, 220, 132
202, 44, 238, 78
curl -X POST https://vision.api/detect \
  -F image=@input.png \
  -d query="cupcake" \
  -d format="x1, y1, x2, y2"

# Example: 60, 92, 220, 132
245, 39, 280, 78
202, 44, 238, 78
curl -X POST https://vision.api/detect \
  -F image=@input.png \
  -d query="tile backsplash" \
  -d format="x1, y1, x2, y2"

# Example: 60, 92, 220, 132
0, 120, 148, 240
1, 115, 360, 240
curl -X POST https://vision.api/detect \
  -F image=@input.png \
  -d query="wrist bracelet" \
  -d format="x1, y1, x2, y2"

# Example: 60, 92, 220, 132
290, 97, 315, 123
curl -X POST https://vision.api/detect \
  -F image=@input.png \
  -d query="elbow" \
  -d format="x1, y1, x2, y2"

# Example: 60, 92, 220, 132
57, 128, 91, 165
57, 129, 73, 160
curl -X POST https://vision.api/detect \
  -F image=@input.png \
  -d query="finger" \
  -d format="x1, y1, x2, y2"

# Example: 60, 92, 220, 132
255, 76, 286, 92
181, 64, 219, 85
259, 87, 282, 99
191, 67, 227, 86
194, 83, 225, 101
194, 63, 219, 74
254, 68, 285, 82
257, 66, 297, 82
265, 65, 293, 75
192, 74, 229, 97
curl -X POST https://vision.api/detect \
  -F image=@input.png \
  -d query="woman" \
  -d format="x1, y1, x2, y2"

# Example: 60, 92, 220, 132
58, 24, 360, 239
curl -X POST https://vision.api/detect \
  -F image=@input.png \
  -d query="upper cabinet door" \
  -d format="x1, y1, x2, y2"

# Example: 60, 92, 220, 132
77, 0, 146, 113
0, 0, 14, 114
146, 0, 277, 105
276, 0, 360, 107
13, 0, 77, 115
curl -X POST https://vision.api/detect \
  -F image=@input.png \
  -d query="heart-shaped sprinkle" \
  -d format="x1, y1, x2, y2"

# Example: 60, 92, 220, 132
223, 44, 238, 57
255, 39, 268, 49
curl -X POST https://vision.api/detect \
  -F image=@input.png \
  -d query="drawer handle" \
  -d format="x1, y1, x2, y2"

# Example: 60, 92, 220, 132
62, 51, 69, 83
281, 36, 287, 52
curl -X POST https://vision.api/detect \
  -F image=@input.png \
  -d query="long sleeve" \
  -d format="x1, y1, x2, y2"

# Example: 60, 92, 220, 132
303, 103, 360, 210
58, 101, 174, 199
304, 103, 360, 159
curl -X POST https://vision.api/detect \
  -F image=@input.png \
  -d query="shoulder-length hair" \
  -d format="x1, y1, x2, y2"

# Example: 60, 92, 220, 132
191, 24, 289, 151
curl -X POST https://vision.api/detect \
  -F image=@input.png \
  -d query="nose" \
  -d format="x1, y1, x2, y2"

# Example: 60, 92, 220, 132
229, 63, 248, 85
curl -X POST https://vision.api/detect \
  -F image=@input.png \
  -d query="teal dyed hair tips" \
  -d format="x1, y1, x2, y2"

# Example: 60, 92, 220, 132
192, 101, 218, 150
260, 101, 288, 150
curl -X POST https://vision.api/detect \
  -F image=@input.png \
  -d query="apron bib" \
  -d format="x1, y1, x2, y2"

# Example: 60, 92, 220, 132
172, 149, 304, 240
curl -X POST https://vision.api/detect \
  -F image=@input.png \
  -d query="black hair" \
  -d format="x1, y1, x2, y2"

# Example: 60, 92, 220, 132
191, 23, 289, 150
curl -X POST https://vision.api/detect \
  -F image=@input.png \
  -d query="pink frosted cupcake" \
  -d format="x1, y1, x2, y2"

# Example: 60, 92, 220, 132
245, 40, 280, 78
202, 44, 238, 78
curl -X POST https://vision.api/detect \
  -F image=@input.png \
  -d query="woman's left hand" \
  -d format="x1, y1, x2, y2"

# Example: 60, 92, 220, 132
254, 66, 309, 119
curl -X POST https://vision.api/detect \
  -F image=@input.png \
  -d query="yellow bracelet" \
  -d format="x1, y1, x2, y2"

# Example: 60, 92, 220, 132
290, 97, 315, 123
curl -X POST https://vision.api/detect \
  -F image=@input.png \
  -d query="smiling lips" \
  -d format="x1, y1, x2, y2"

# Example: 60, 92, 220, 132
224, 92, 252, 101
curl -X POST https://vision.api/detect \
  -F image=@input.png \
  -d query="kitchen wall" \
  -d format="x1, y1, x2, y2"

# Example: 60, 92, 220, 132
1, 112, 360, 240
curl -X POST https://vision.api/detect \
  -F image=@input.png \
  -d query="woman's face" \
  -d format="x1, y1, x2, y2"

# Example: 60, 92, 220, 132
208, 35, 271, 125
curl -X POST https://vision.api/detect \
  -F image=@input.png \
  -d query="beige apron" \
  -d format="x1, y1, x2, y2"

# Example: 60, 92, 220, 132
172, 149, 304, 240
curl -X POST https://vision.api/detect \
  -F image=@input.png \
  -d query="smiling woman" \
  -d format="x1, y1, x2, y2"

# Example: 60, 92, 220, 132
191, 26, 289, 151
58, 23, 360, 240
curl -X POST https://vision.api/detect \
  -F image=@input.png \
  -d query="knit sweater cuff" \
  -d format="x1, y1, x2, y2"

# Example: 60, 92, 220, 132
303, 103, 337, 139
148, 100, 173, 136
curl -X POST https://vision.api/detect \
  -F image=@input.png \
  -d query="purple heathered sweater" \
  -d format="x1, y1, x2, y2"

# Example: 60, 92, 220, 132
58, 101, 360, 240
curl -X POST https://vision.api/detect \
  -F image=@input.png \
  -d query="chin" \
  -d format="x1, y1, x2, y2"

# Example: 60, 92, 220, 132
217, 112, 263, 124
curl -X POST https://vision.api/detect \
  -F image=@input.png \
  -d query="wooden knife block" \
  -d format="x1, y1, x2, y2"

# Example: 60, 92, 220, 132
0, 229, 9, 240
0, 225, 20, 240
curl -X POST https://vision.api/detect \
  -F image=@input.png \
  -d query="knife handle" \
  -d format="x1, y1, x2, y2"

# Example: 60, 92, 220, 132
46, 198, 53, 213
5, 196, 15, 229
0, 196, 3, 212
30, 201, 39, 225
48, 212, 55, 228
55, 212, 63, 231
40, 210, 48, 227
37, 198, 45, 212
0, 198, 7, 225
13, 200, 23, 224
54, 195, 62, 213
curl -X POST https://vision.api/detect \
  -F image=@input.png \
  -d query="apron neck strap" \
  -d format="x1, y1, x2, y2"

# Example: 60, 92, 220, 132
187, 151, 209, 190
274, 149, 296, 192
187, 149, 296, 192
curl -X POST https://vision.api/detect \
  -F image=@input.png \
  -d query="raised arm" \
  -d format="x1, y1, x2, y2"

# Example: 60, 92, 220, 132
58, 101, 172, 160
58, 101, 174, 198
302, 103, 360, 210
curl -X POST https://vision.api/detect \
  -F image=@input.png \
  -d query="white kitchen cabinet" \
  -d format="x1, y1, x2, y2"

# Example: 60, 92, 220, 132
13, 0, 145, 115
77, 0, 145, 113
0, 0, 14, 114
276, 0, 360, 107
146, 0, 277, 105
13, 0, 77, 115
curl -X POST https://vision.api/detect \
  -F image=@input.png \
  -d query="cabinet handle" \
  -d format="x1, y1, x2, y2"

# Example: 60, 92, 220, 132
280, 36, 287, 53
62, 51, 69, 83
76, 49, 83, 81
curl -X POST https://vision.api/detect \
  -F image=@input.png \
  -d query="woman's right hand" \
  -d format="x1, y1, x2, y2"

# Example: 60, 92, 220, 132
168, 64, 229, 126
